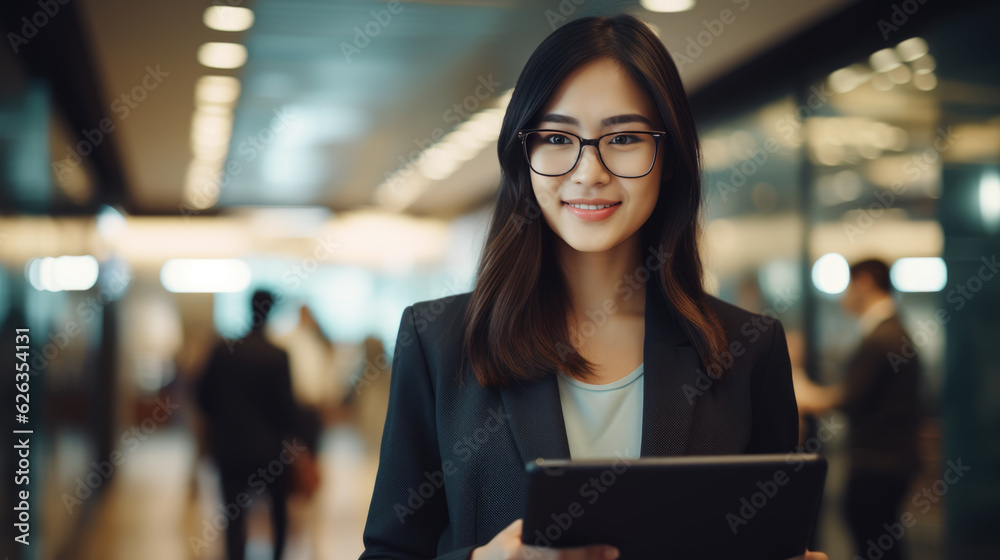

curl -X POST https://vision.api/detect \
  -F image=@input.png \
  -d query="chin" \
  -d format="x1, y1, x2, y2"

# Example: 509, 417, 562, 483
567, 242, 613, 253
557, 230, 622, 253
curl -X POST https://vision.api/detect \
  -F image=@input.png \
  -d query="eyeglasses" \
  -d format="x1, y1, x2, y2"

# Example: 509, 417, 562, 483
517, 129, 667, 178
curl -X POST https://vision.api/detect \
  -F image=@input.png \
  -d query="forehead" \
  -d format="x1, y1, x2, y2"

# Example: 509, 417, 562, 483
540, 57, 659, 125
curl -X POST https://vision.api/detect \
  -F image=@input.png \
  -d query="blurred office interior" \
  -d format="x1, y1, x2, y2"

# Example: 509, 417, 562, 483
1, 0, 998, 559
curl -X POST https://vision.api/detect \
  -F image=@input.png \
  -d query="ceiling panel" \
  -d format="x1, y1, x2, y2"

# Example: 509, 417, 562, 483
77, 0, 859, 216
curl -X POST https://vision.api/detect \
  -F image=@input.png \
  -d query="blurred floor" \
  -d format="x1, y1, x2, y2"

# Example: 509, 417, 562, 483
75, 426, 376, 560
64, 422, 945, 560
814, 424, 944, 560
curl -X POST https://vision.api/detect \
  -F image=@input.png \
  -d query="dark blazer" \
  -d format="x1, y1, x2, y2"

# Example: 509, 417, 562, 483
195, 330, 301, 473
840, 314, 922, 474
360, 274, 799, 560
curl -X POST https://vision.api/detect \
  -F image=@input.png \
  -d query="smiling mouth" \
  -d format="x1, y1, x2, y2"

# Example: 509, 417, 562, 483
561, 201, 622, 210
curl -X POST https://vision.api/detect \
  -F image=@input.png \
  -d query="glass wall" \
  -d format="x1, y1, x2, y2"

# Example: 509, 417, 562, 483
697, 2, 1000, 557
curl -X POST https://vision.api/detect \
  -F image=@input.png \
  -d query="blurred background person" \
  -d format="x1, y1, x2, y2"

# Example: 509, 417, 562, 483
343, 336, 392, 460
274, 304, 340, 426
272, 303, 332, 557
195, 289, 303, 560
797, 259, 923, 560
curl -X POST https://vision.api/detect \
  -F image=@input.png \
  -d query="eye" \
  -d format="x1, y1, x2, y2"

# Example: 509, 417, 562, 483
608, 133, 642, 145
540, 132, 574, 145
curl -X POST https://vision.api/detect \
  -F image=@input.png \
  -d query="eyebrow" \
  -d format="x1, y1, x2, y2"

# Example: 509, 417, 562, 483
538, 113, 654, 127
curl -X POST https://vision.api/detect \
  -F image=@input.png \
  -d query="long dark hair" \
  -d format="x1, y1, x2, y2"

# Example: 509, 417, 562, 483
462, 13, 730, 389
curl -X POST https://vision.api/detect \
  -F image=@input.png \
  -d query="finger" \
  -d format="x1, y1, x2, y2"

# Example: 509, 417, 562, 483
504, 518, 524, 536
784, 550, 829, 560
554, 545, 620, 560
521, 543, 618, 560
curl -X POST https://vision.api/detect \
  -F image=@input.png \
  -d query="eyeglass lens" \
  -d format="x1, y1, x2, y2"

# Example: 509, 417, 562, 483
524, 131, 658, 177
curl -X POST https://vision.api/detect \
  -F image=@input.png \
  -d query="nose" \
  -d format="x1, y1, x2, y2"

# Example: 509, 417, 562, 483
569, 144, 611, 185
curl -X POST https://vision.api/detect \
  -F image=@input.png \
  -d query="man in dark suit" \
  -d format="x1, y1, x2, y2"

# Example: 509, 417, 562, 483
799, 259, 923, 560
196, 290, 301, 560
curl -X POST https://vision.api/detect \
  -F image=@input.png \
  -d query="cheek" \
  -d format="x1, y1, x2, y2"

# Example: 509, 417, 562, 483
632, 179, 660, 219
531, 176, 562, 210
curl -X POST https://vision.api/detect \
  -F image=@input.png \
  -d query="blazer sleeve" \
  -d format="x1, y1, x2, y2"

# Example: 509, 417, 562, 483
744, 318, 800, 454
359, 305, 477, 560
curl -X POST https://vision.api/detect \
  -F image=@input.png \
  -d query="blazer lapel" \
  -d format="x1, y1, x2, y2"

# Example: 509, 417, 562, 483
499, 271, 703, 466
500, 374, 571, 464
639, 271, 704, 457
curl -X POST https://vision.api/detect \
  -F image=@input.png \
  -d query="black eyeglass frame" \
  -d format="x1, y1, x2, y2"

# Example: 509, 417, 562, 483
517, 128, 668, 178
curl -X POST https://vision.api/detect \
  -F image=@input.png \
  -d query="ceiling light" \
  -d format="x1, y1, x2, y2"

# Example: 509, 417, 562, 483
895, 37, 929, 62
161, 259, 251, 293
871, 72, 894, 91
197, 42, 248, 69
27, 256, 100, 292
192, 109, 232, 136
97, 205, 127, 239
828, 65, 870, 93
196, 75, 241, 106
811, 253, 850, 295
913, 72, 937, 91
203, 6, 255, 32
911, 54, 935, 74
890, 258, 946, 292
869, 48, 901, 72
641, 0, 696, 13
888, 64, 911, 85
184, 160, 224, 209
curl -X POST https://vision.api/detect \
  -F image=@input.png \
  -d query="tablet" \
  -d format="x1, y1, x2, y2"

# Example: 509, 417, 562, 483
522, 453, 827, 560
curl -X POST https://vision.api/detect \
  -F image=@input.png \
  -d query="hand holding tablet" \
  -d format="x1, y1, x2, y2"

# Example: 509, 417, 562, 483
472, 519, 829, 560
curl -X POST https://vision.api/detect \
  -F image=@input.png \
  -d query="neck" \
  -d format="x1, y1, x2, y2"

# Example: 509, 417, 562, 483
554, 230, 646, 321
861, 292, 892, 314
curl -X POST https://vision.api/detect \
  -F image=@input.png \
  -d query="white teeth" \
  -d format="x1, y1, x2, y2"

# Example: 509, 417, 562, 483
566, 203, 617, 210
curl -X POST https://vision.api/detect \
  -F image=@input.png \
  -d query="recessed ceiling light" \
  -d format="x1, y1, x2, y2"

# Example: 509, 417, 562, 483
890, 258, 947, 292
811, 253, 850, 295
641, 0, 696, 13
869, 48, 901, 72
197, 42, 248, 69
27, 256, 100, 292
895, 37, 928, 62
203, 6, 255, 32
196, 75, 241, 105
913, 72, 937, 91
161, 259, 251, 293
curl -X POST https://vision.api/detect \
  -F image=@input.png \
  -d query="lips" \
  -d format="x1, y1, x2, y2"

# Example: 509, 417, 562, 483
561, 200, 622, 221
562, 198, 620, 206
563, 201, 619, 210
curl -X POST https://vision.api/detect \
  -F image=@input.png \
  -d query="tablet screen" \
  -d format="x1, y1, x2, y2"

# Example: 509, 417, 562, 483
522, 453, 827, 560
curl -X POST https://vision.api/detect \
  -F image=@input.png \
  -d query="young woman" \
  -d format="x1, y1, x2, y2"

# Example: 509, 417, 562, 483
360, 14, 827, 560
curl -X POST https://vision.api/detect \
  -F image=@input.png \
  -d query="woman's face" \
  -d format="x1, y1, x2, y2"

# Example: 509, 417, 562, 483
528, 57, 665, 253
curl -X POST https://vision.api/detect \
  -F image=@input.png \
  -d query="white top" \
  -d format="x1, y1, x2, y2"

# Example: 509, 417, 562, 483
556, 363, 644, 460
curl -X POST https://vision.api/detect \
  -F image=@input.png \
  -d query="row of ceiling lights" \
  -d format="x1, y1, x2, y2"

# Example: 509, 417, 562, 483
828, 37, 937, 94
183, 6, 255, 211
373, 95, 512, 212
180, 1, 695, 214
